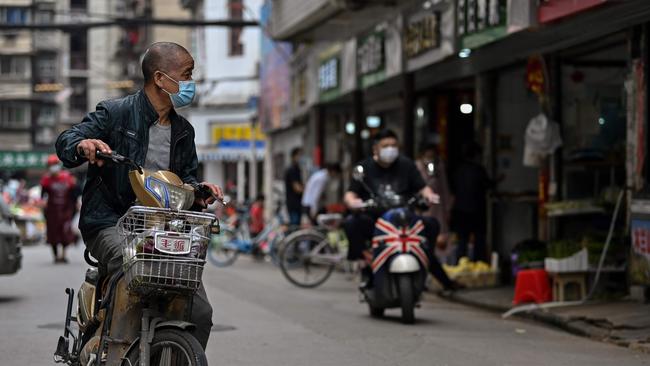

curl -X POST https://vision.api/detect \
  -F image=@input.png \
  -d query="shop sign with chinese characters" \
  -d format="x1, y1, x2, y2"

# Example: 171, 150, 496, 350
457, 0, 507, 49
357, 31, 386, 89
404, 12, 441, 59
538, 0, 608, 24
631, 219, 650, 285
0, 151, 50, 169
318, 46, 342, 102
211, 123, 266, 149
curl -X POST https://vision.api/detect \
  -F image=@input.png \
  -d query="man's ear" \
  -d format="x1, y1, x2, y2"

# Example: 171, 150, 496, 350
153, 71, 164, 89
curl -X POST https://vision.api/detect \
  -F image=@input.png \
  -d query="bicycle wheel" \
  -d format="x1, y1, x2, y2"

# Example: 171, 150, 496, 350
279, 229, 336, 288
207, 228, 240, 267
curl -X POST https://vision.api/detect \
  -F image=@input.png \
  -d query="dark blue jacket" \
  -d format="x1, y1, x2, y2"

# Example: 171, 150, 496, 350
55, 90, 199, 238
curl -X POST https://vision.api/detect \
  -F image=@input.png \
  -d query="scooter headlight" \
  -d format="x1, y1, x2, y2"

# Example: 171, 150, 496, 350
166, 184, 195, 211
144, 176, 194, 210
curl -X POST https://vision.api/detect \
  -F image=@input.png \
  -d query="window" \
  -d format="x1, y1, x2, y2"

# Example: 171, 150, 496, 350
37, 56, 57, 81
228, 0, 244, 56
0, 56, 29, 79
70, 78, 88, 114
70, 0, 87, 12
70, 32, 88, 70
34, 9, 53, 24
1, 7, 29, 25
37, 106, 57, 127
0, 103, 30, 129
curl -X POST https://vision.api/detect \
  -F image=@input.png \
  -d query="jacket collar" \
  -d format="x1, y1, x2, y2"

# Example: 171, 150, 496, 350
137, 89, 188, 135
137, 89, 160, 127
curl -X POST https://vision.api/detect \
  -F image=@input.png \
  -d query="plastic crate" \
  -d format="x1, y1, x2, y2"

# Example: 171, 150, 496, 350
544, 248, 588, 272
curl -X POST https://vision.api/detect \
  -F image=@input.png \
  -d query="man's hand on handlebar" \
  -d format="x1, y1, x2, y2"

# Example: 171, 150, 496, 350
77, 139, 112, 167
195, 182, 225, 208
421, 186, 440, 206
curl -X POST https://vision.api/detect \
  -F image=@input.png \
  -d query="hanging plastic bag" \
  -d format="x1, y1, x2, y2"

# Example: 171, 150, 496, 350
523, 113, 562, 167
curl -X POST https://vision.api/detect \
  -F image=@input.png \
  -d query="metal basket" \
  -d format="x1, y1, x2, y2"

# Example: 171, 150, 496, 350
118, 206, 217, 294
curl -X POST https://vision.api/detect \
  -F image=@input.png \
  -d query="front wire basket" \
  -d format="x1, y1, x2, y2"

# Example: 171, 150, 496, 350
118, 206, 217, 294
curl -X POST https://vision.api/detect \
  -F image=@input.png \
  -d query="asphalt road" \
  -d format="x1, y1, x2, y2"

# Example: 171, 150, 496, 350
1, 243, 649, 366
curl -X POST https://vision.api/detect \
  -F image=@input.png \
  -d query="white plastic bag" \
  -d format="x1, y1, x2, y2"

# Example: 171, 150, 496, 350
523, 113, 562, 167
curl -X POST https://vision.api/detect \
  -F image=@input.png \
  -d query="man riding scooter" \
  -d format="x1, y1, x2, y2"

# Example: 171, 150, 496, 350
343, 129, 459, 291
55, 42, 223, 350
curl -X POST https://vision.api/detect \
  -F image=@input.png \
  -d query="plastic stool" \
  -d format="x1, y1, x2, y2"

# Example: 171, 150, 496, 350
513, 269, 552, 305
549, 272, 587, 302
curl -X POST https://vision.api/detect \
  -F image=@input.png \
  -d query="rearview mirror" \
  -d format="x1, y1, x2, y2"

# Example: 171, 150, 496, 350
221, 195, 232, 205
426, 162, 435, 177
352, 165, 365, 181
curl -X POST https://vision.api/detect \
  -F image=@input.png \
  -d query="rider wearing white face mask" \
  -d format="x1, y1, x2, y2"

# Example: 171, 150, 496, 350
343, 129, 459, 291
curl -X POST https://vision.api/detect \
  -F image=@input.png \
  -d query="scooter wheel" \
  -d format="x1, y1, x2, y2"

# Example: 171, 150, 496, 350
123, 329, 207, 366
397, 274, 415, 324
369, 305, 384, 318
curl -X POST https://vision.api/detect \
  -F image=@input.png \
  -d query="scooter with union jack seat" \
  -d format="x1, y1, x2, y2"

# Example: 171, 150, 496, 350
351, 165, 432, 324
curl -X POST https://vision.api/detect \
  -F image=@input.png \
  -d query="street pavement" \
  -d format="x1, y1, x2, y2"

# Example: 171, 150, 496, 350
1, 243, 649, 366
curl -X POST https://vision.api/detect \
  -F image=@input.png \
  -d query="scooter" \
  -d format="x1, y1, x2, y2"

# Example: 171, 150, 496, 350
53, 151, 220, 366
352, 165, 432, 324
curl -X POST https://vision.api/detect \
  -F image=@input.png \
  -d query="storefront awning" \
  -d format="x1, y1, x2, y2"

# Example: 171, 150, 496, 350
198, 144, 265, 163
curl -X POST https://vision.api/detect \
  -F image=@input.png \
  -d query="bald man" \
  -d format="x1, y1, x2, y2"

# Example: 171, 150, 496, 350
56, 42, 222, 349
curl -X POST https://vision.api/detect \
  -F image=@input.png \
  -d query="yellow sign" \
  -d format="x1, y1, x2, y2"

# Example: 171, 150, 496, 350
211, 123, 266, 145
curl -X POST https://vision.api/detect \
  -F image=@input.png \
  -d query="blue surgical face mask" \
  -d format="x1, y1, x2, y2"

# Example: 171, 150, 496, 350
160, 72, 195, 109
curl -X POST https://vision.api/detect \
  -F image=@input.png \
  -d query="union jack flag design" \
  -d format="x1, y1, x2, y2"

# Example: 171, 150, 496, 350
371, 217, 429, 273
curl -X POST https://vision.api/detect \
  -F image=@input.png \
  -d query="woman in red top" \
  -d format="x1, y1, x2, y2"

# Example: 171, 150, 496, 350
41, 155, 78, 263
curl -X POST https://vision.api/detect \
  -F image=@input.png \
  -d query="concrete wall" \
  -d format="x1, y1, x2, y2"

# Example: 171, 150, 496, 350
199, 0, 261, 105
152, 0, 192, 48
87, 0, 123, 108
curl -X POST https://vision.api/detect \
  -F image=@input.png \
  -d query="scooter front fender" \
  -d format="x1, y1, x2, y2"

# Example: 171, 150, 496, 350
388, 254, 421, 273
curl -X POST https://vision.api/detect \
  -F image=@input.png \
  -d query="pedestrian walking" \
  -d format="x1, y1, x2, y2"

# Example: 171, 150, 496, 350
301, 163, 341, 224
40, 155, 78, 263
451, 142, 496, 263
284, 147, 304, 226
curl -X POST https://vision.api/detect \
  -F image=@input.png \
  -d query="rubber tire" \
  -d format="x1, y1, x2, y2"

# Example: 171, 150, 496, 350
123, 329, 207, 366
207, 228, 240, 267
369, 305, 385, 318
397, 274, 415, 324
279, 229, 335, 288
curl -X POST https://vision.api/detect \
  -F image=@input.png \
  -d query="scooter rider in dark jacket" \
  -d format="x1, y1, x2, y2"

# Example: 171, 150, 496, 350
55, 42, 224, 349
343, 129, 458, 290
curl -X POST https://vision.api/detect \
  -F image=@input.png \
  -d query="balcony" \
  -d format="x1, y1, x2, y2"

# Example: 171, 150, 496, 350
33, 31, 62, 51
269, 0, 399, 42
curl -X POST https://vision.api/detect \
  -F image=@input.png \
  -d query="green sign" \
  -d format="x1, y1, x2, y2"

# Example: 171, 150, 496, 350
457, 0, 507, 49
318, 56, 341, 102
0, 151, 50, 169
357, 31, 386, 89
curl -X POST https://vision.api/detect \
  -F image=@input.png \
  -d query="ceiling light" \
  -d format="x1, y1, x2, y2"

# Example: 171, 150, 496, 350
460, 103, 473, 114
366, 116, 381, 128
458, 48, 472, 58
345, 121, 355, 135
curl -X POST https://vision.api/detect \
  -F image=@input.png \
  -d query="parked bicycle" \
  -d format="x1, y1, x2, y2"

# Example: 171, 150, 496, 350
208, 200, 290, 267
278, 213, 351, 288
